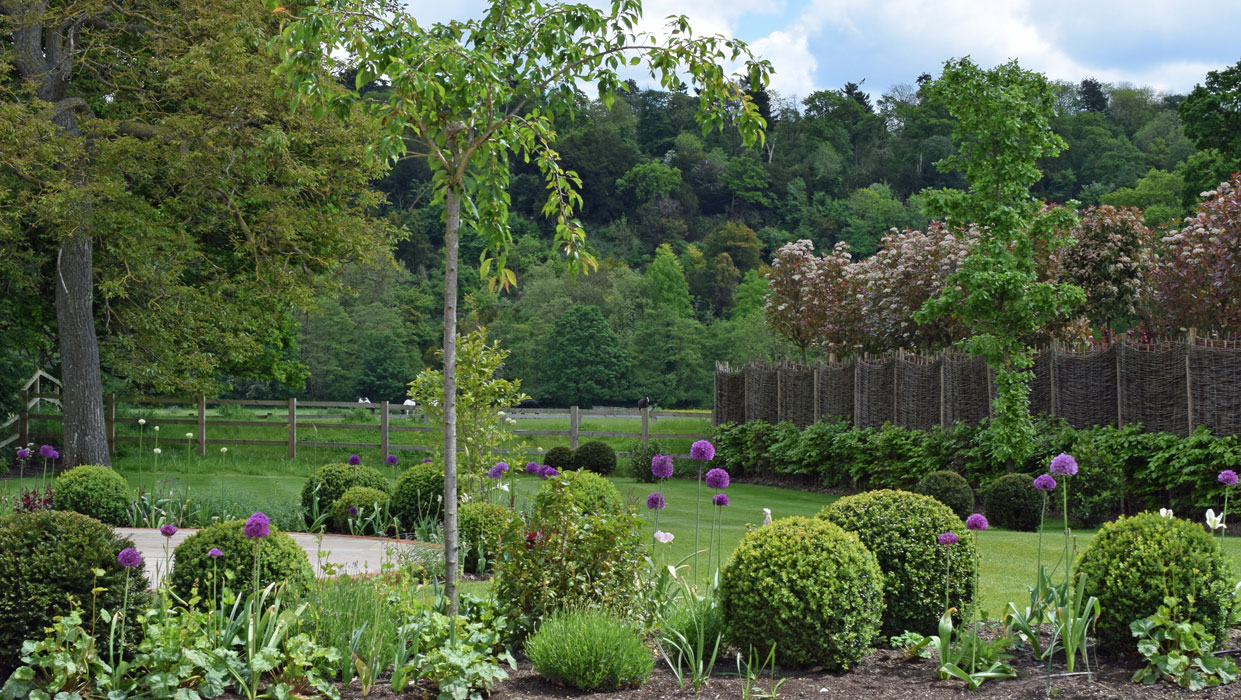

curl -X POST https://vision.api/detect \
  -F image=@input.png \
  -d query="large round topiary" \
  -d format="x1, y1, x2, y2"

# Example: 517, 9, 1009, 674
0, 511, 152, 670
459, 502, 520, 573
168, 519, 313, 601
300, 462, 390, 517
1078, 512, 1235, 653
543, 445, 575, 471
391, 461, 444, 528
718, 516, 884, 670
534, 469, 623, 516
330, 486, 392, 533
53, 465, 131, 525
574, 441, 617, 476
983, 473, 1043, 532
914, 470, 974, 519
819, 490, 978, 637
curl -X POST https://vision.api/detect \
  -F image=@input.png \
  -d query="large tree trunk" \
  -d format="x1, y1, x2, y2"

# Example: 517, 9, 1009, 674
56, 234, 110, 466
441, 187, 461, 616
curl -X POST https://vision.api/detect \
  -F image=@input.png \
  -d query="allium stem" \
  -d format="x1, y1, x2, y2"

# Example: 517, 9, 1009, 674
694, 464, 703, 580
944, 546, 951, 613
1224, 489, 1230, 541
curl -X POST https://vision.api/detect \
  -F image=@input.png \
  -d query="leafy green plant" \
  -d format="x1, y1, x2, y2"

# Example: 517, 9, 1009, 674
458, 502, 519, 574
914, 470, 974, 519
52, 465, 131, 525
420, 643, 513, 700
927, 609, 1017, 690
527, 609, 653, 691
656, 575, 724, 691
1131, 598, 1239, 690
628, 439, 669, 483
0, 610, 97, 700
736, 643, 788, 700
889, 631, 933, 660
329, 485, 392, 534
532, 468, 624, 517
390, 461, 444, 527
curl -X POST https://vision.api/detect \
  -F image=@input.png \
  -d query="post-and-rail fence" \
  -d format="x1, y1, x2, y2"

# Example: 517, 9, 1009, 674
715, 337, 1241, 437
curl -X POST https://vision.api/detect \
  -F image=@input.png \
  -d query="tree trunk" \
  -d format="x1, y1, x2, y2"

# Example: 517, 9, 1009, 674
56, 234, 110, 466
441, 187, 461, 617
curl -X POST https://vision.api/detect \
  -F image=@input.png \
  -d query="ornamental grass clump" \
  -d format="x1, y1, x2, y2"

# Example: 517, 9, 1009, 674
819, 490, 978, 636
719, 516, 884, 670
526, 610, 654, 692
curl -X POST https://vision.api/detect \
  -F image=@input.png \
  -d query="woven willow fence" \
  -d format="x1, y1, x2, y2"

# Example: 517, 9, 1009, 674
714, 339, 1241, 436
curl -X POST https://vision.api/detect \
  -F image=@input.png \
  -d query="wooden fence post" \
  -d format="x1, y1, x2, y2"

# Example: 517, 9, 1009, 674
892, 350, 900, 425
197, 396, 206, 456
812, 365, 821, 424
18, 390, 29, 447
939, 355, 946, 428
1049, 345, 1058, 417
288, 397, 297, 460
852, 357, 862, 429
381, 401, 390, 458
1115, 343, 1124, 428
569, 406, 580, 450
776, 366, 784, 423
106, 394, 116, 454
641, 406, 650, 447
1186, 330, 1196, 435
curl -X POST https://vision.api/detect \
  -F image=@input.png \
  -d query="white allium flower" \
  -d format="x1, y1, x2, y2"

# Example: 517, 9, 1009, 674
138, 418, 146, 426
153, 448, 162, 455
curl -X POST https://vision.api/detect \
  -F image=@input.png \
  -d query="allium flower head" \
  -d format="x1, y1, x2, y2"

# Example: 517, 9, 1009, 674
651, 454, 674, 479
712, 493, 730, 507
39, 444, 55, 459
15, 448, 28, 459
690, 440, 715, 461
539, 465, 558, 479
153, 448, 162, 455
1049, 453, 1078, 476
525, 461, 540, 473
705, 468, 730, 490
1220, 470, 1239, 486
160, 524, 177, 537
348, 454, 362, 466
486, 463, 506, 479
646, 492, 665, 510
348, 506, 358, 516
423, 458, 433, 463
138, 418, 146, 426
654, 530, 675, 544
207, 548, 223, 558
186, 432, 194, 439
244, 512, 270, 539
220, 447, 228, 454
49, 450, 58, 460
117, 548, 143, 568
965, 514, 988, 531
1033, 474, 1057, 492
385, 454, 399, 466
937, 532, 958, 546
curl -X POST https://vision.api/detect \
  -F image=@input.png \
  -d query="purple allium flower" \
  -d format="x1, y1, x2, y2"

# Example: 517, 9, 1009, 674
1049, 453, 1078, 476
244, 512, 270, 539
39, 444, 55, 459
207, 548, 223, 558
486, 463, 506, 479
16, 448, 29, 459
1033, 474, 1058, 492
160, 524, 177, 537
422, 457, 432, 463
348, 454, 362, 466
117, 547, 143, 568
348, 506, 358, 516
965, 514, 988, 531
647, 492, 666, 510
704, 468, 730, 490
525, 461, 540, 473
712, 493, 730, 507
1220, 470, 1239, 487
651, 454, 674, 480
49, 450, 58, 460
540, 465, 559, 479
690, 440, 715, 461
937, 532, 958, 546
385, 454, 399, 466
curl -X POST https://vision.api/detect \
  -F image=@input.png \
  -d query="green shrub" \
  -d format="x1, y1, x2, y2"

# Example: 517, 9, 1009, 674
1078, 512, 1236, 653
391, 461, 444, 527
495, 499, 647, 639
1065, 425, 1131, 526
789, 419, 855, 481
0, 511, 151, 670
534, 469, 623, 516
459, 502, 519, 574
526, 610, 654, 691
719, 516, 884, 669
983, 473, 1043, 531
819, 490, 977, 637
52, 465, 131, 525
329, 486, 391, 533
913, 470, 974, 519
627, 439, 668, 483
543, 445, 575, 471
300, 462, 390, 517
574, 440, 617, 476
168, 519, 313, 601
764, 421, 805, 476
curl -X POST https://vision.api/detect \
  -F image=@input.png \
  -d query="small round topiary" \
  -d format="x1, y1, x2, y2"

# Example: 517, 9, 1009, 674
719, 516, 884, 670
459, 502, 520, 573
534, 469, 624, 516
53, 465, 131, 525
543, 445, 575, 471
391, 461, 444, 528
983, 473, 1044, 532
1078, 511, 1235, 653
627, 440, 668, 483
329, 486, 391, 533
168, 519, 313, 601
819, 490, 978, 637
914, 470, 975, 520
574, 440, 617, 476
0, 510, 152, 670
300, 462, 390, 517
526, 610, 654, 691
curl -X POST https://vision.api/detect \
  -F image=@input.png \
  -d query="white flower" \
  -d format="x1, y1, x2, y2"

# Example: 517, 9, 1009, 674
153, 426, 159, 432
153, 448, 162, 455
498, 483, 510, 492
762, 508, 772, 525
1159, 508, 1174, 519
497, 411, 505, 417
1206, 509, 1227, 531
505, 418, 516, 426
667, 565, 678, 580
220, 447, 228, 454
138, 418, 146, 426
654, 530, 674, 544
186, 432, 194, 439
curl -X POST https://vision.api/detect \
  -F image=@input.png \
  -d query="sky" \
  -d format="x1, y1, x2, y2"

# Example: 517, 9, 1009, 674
399, 0, 1241, 103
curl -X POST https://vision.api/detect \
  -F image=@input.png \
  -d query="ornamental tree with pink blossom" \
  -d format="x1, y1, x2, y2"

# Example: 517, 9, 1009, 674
764, 239, 859, 360
1060, 205, 1154, 334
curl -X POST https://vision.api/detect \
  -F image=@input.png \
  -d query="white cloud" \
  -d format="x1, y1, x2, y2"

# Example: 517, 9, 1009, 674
751, 28, 817, 99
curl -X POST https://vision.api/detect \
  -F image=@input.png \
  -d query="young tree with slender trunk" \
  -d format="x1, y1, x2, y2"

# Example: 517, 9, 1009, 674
267, 0, 770, 613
